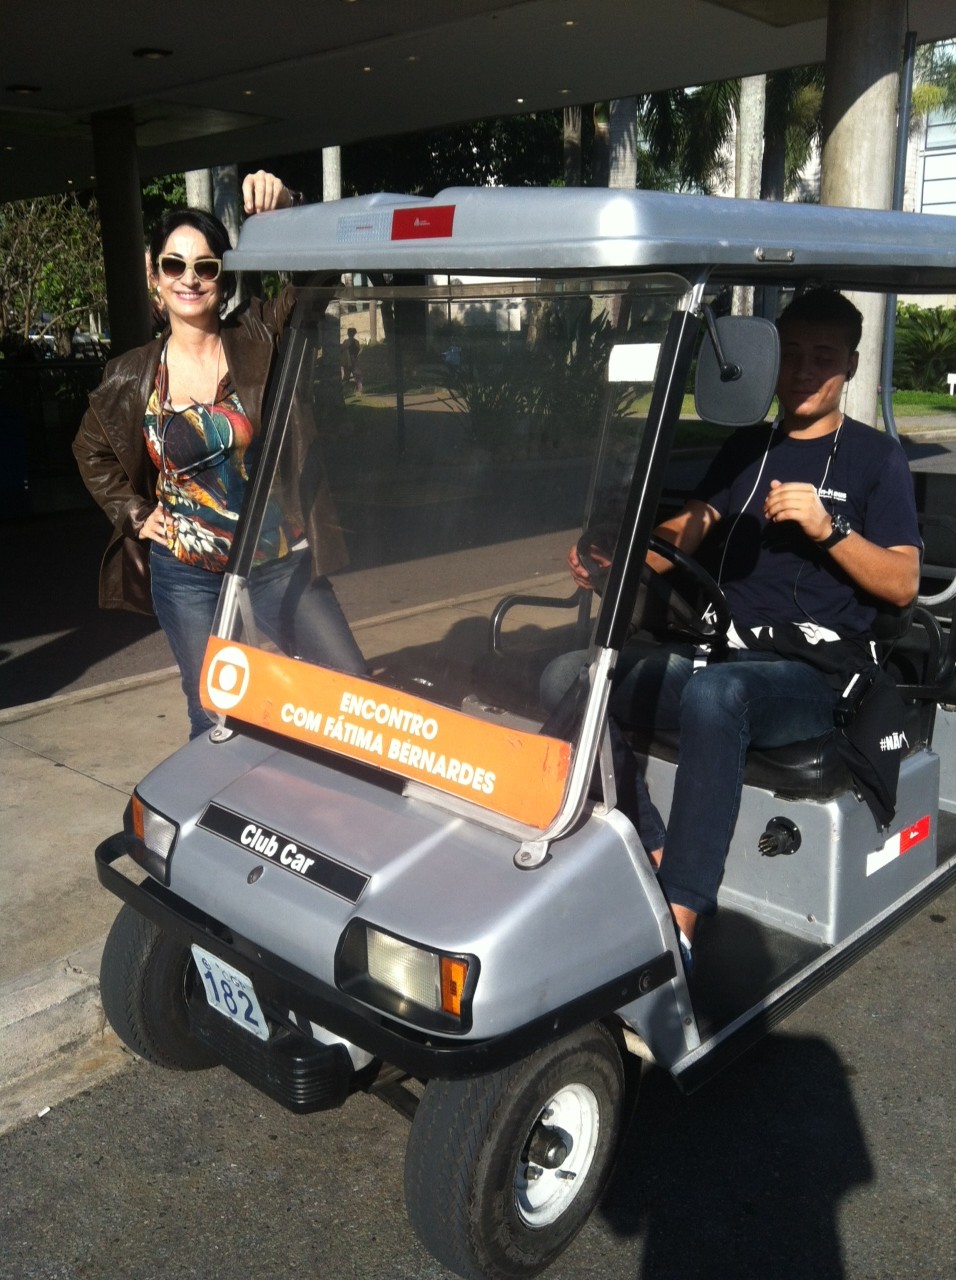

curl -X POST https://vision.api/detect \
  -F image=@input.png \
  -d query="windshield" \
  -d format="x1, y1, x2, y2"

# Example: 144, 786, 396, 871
204, 273, 692, 830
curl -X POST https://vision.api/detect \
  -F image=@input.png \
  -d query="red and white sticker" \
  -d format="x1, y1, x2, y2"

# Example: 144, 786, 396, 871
865, 814, 931, 876
391, 205, 456, 240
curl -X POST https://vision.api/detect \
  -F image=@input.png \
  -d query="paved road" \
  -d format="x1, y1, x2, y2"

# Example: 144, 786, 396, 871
2, 879, 953, 1280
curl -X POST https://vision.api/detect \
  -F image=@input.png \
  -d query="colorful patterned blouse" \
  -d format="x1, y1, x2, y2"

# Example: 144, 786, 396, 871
143, 348, 297, 571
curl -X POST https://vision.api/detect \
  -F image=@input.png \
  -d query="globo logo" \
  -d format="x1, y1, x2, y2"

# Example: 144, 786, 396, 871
205, 646, 250, 711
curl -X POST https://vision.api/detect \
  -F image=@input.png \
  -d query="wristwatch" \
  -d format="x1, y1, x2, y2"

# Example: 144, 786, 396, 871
818, 513, 851, 549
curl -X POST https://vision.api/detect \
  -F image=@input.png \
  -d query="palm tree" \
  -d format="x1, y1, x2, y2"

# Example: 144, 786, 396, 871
761, 67, 824, 201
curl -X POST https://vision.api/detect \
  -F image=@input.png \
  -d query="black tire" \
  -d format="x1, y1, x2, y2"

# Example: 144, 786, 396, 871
99, 904, 218, 1071
404, 1023, 627, 1280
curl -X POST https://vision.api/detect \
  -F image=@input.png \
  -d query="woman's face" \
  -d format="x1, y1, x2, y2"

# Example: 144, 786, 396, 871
152, 224, 223, 330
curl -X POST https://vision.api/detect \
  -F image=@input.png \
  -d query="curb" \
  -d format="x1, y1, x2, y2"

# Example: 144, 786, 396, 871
0, 936, 130, 1135
0, 665, 179, 726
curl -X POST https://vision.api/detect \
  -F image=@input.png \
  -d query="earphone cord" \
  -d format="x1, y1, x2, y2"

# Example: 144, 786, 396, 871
716, 417, 778, 588
792, 413, 845, 624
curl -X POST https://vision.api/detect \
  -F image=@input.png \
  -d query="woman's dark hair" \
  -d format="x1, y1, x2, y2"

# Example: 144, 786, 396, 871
777, 288, 863, 352
148, 207, 237, 308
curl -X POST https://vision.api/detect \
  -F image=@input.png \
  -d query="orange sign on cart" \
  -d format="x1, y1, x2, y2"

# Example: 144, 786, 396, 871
201, 639, 572, 829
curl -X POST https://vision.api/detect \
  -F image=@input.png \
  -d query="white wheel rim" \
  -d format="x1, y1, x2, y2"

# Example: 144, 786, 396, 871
514, 1083, 600, 1227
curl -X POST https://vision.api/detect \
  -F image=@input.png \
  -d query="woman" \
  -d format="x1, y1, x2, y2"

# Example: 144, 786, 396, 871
74, 171, 365, 737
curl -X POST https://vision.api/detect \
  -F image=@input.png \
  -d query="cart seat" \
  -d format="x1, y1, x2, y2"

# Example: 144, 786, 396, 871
626, 700, 925, 802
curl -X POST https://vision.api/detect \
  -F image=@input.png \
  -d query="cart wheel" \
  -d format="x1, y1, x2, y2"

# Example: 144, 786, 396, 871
404, 1023, 627, 1280
99, 904, 218, 1071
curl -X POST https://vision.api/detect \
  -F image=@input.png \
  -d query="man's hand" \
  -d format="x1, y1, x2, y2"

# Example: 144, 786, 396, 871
242, 170, 294, 214
763, 479, 831, 542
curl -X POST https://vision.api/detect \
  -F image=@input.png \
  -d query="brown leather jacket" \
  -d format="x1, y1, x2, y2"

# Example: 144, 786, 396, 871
73, 287, 346, 614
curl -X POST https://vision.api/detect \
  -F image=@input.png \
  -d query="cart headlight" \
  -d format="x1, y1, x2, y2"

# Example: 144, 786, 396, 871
336, 922, 477, 1034
126, 793, 178, 885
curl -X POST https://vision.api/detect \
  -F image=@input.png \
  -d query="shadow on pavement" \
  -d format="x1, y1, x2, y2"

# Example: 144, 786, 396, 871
0, 508, 166, 708
601, 1032, 871, 1280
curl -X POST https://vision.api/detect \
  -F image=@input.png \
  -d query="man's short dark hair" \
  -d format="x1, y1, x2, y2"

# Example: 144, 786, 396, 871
777, 288, 863, 352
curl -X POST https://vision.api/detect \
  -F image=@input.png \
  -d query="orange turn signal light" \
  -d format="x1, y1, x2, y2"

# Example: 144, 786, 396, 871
440, 956, 469, 1017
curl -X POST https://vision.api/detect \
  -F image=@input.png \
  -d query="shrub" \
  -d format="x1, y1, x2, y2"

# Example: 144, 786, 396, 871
893, 304, 956, 392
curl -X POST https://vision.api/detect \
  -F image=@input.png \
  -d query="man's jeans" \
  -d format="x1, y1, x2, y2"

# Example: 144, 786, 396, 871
610, 645, 838, 916
150, 545, 367, 738
541, 642, 838, 915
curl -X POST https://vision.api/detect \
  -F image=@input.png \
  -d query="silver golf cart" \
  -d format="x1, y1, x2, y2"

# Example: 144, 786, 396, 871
95, 187, 956, 1280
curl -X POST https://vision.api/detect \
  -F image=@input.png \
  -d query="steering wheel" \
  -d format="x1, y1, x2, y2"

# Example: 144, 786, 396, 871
636, 534, 732, 645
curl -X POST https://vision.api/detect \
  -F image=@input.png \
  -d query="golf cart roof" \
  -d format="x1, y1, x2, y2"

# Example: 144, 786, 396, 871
227, 186, 956, 292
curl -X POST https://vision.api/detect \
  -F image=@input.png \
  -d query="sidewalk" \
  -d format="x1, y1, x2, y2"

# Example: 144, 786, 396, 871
0, 669, 187, 1134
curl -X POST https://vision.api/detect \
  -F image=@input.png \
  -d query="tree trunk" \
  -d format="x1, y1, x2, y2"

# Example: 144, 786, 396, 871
608, 97, 638, 188
213, 165, 241, 312
563, 105, 582, 187
185, 169, 213, 211
760, 126, 787, 201
323, 147, 342, 202
591, 105, 610, 187
734, 75, 766, 316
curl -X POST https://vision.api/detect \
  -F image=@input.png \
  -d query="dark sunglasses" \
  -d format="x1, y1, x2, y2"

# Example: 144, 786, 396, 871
157, 254, 223, 282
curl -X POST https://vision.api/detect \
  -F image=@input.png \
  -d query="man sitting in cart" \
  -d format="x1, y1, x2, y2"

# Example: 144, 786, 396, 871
553, 288, 922, 973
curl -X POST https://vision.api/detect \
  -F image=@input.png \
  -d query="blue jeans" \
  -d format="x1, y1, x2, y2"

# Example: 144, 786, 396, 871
539, 648, 667, 858
609, 646, 838, 916
150, 545, 367, 738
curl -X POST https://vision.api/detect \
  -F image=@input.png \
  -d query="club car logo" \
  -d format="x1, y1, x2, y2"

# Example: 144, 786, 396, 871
205, 646, 250, 711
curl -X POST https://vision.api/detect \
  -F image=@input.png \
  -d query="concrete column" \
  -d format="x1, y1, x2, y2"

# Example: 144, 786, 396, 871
820, 0, 904, 426
91, 107, 152, 356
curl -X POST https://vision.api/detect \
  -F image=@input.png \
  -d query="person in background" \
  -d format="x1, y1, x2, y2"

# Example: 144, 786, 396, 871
74, 171, 366, 738
341, 325, 363, 394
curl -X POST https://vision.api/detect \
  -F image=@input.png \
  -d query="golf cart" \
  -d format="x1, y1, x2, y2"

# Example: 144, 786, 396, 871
95, 187, 956, 1280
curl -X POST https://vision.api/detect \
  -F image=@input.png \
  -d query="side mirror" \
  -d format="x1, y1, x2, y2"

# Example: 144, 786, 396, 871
694, 314, 780, 427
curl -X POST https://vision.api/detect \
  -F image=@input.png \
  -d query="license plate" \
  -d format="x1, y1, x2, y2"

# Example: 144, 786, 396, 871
191, 945, 269, 1041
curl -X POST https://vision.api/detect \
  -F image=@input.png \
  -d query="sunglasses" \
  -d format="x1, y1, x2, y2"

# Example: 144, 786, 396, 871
159, 413, 234, 481
157, 254, 223, 282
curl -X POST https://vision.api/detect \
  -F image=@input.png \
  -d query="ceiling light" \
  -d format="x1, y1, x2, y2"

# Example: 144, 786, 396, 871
363, 65, 372, 72
242, 89, 254, 96
516, 97, 525, 104
132, 48, 173, 60
6, 84, 41, 94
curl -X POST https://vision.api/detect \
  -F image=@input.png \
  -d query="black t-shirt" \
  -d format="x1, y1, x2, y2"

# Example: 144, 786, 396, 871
693, 416, 921, 635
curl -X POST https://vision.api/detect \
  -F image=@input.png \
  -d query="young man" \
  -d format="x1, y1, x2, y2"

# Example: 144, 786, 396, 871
568, 289, 921, 970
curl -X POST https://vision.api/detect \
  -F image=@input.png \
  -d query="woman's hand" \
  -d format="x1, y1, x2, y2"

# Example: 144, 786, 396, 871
242, 170, 296, 214
139, 503, 168, 545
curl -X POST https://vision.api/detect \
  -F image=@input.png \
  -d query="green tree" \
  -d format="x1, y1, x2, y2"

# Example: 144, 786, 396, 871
0, 194, 106, 355
253, 113, 565, 202
761, 67, 824, 200
893, 304, 956, 392
141, 174, 186, 233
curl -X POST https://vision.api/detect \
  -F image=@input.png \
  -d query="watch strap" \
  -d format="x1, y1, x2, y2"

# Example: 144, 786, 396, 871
818, 515, 850, 549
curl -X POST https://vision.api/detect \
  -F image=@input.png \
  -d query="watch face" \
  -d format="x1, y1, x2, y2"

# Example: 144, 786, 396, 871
833, 515, 850, 536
